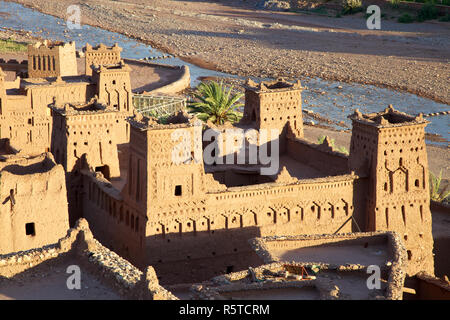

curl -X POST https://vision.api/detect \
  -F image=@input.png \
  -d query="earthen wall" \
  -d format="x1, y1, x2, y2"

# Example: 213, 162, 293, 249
0, 153, 69, 254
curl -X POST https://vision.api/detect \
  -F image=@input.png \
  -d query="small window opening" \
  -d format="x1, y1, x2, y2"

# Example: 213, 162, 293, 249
25, 223, 35, 236
174, 185, 182, 196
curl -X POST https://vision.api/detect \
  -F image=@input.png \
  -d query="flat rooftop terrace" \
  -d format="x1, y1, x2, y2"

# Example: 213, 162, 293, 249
270, 243, 388, 266
205, 154, 328, 188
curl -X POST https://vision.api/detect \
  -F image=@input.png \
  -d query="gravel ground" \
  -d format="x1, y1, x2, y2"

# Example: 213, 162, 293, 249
4, 0, 449, 105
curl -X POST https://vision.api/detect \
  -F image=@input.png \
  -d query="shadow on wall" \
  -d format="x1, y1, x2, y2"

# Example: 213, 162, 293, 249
0, 251, 121, 300
403, 274, 450, 300
433, 237, 450, 279
272, 236, 389, 266
0, 157, 55, 175
146, 226, 264, 285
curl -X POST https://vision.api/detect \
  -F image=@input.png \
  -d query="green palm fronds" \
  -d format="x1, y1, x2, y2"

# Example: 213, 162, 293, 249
188, 81, 244, 125
430, 170, 450, 203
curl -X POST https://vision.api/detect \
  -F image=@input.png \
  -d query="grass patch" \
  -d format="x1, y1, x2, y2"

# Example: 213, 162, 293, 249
309, 7, 328, 15
398, 13, 415, 22
389, 0, 401, 9
146, 109, 170, 124
403, 0, 450, 4
438, 13, 450, 21
289, 7, 329, 16
317, 135, 349, 155
0, 38, 28, 53
416, 2, 439, 21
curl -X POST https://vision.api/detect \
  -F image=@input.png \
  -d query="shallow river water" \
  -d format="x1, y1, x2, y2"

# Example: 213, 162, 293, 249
0, 1, 448, 145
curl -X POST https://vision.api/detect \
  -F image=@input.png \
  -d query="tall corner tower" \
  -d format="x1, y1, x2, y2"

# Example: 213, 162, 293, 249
92, 61, 132, 113
349, 105, 434, 276
243, 78, 304, 140
124, 114, 205, 215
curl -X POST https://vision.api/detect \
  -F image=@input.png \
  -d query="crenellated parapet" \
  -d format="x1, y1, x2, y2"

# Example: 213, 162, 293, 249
84, 43, 122, 76
349, 105, 434, 276
27, 40, 77, 78
242, 78, 304, 151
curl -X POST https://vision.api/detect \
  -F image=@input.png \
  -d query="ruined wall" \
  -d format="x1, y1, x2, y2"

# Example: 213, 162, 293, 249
0, 218, 177, 300
406, 273, 450, 300
349, 108, 434, 276
84, 43, 122, 76
248, 231, 407, 300
27, 41, 77, 78
81, 171, 144, 267
0, 153, 69, 254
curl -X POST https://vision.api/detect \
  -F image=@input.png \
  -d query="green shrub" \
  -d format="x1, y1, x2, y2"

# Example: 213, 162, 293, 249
0, 38, 27, 53
317, 136, 349, 155
341, 0, 363, 14
416, 2, 438, 21
429, 170, 450, 203
398, 13, 415, 22
389, 0, 401, 8
310, 7, 328, 15
438, 13, 450, 21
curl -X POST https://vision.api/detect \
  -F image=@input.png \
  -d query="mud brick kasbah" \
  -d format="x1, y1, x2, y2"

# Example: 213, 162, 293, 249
0, 40, 434, 284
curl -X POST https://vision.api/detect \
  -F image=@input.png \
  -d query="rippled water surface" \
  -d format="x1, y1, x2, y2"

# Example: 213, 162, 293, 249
0, 1, 448, 144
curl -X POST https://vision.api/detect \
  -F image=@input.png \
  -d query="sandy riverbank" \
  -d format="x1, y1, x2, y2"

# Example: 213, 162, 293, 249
3, 0, 449, 105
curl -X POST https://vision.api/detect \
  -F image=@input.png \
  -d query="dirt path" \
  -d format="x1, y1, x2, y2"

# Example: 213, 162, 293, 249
3, 0, 449, 105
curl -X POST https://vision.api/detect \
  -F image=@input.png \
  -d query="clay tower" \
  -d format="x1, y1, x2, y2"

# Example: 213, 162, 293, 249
27, 41, 77, 78
124, 112, 205, 217
84, 43, 122, 76
348, 106, 434, 276
243, 78, 304, 139
0, 67, 5, 113
92, 61, 132, 113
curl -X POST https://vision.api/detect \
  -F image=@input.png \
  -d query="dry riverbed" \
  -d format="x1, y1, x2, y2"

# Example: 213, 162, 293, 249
3, 0, 450, 105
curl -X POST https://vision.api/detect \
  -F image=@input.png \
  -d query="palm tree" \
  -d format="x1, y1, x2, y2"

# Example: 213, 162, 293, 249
189, 81, 244, 125
430, 170, 450, 203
